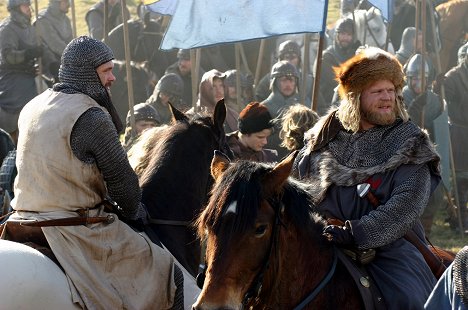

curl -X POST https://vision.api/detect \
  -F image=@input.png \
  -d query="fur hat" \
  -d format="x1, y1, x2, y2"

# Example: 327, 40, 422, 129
238, 102, 273, 134
334, 47, 405, 100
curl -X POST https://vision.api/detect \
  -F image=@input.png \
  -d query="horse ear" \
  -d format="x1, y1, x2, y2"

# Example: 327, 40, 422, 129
211, 150, 230, 182
264, 151, 299, 196
168, 102, 188, 123
213, 99, 227, 134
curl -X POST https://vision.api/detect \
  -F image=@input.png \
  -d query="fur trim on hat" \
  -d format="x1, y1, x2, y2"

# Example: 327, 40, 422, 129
334, 47, 405, 100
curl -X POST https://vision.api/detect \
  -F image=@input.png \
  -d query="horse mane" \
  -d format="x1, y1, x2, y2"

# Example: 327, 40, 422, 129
139, 113, 215, 188
198, 160, 327, 243
128, 125, 168, 176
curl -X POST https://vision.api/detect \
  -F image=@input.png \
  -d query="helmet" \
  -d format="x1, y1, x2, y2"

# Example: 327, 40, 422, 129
177, 49, 190, 60
155, 73, 184, 98
335, 17, 354, 34
405, 54, 430, 79
278, 40, 301, 60
224, 70, 250, 88
270, 60, 299, 91
458, 42, 468, 65
7, 0, 30, 10
126, 103, 158, 126
270, 60, 299, 80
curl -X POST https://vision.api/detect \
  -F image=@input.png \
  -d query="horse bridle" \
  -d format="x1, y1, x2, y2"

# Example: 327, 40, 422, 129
242, 198, 338, 309
242, 198, 284, 306
363, 11, 386, 49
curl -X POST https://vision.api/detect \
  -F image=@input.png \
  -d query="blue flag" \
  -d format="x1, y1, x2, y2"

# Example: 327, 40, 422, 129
160, 0, 328, 50
368, 0, 393, 21
144, 0, 178, 16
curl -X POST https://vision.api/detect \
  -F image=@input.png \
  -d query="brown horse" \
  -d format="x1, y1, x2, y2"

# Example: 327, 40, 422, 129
193, 152, 364, 309
436, 0, 468, 73
138, 100, 233, 278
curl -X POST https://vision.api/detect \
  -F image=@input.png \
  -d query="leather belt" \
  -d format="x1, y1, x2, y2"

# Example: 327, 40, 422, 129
19, 210, 115, 227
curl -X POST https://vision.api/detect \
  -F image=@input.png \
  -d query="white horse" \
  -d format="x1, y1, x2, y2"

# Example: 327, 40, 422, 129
0, 239, 200, 309
347, 7, 395, 53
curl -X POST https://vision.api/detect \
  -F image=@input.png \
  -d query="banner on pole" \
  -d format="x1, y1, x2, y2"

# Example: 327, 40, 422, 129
159, 0, 328, 50
144, 0, 178, 16
368, 0, 393, 21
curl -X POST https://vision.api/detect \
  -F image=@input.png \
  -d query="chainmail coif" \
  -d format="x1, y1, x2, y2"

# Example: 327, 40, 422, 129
53, 36, 123, 133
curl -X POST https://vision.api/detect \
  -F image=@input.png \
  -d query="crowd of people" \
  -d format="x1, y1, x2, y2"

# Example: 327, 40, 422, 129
0, 0, 467, 308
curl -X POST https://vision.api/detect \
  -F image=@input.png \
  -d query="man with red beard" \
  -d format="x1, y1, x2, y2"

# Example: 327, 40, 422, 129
294, 47, 441, 309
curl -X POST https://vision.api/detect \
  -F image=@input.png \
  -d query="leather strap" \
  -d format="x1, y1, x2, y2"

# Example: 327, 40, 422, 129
19, 214, 115, 227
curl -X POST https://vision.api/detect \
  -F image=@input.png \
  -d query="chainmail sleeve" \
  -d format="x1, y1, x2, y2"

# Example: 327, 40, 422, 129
70, 107, 145, 220
350, 164, 431, 250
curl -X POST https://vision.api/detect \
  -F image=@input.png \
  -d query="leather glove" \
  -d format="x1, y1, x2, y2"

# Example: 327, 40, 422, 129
323, 221, 355, 245
24, 46, 43, 60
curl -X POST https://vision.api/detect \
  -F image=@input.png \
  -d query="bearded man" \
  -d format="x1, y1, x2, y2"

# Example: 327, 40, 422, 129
5, 36, 191, 309
295, 47, 440, 309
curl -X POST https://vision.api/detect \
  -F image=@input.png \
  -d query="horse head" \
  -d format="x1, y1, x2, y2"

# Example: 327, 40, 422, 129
194, 152, 347, 309
351, 7, 394, 53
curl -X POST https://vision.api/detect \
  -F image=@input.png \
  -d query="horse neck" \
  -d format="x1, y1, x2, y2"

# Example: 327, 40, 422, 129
259, 223, 335, 308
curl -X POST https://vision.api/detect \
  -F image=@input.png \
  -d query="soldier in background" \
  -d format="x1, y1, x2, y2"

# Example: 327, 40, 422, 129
441, 42, 468, 233
146, 73, 185, 124
35, 0, 73, 83
223, 69, 254, 133
255, 40, 313, 104
402, 54, 445, 234
122, 102, 159, 151
85, 0, 130, 41
262, 60, 302, 158
165, 49, 205, 108
0, 0, 42, 144
316, 17, 360, 114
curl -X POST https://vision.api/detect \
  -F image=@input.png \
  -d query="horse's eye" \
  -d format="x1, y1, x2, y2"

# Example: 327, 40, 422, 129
255, 225, 268, 237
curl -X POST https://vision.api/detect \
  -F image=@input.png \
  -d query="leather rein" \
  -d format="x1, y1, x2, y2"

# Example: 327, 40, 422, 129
242, 198, 338, 309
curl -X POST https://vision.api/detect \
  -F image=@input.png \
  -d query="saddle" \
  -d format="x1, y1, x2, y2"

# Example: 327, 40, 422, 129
0, 220, 60, 267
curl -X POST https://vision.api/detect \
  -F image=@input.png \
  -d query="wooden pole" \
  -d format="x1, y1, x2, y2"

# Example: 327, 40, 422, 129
238, 43, 251, 74
235, 43, 242, 109
254, 39, 266, 88
103, 0, 109, 43
301, 33, 311, 106
190, 49, 201, 110
312, 34, 325, 112
70, 0, 77, 38
120, 0, 135, 136
420, 0, 427, 129
33, 0, 45, 93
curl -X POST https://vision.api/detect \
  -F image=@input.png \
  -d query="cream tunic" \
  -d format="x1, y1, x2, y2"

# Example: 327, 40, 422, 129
10, 89, 176, 309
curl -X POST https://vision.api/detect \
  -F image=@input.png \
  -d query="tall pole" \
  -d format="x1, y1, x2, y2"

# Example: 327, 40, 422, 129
120, 0, 135, 136
33, 0, 45, 93
312, 34, 325, 112
301, 33, 311, 106
70, 0, 77, 38
254, 39, 266, 88
103, 0, 109, 43
235, 43, 242, 109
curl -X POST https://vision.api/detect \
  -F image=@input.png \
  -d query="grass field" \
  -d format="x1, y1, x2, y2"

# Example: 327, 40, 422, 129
1, 1, 465, 254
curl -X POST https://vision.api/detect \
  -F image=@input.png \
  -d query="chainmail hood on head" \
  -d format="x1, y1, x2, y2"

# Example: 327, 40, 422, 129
53, 36, 123, 133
